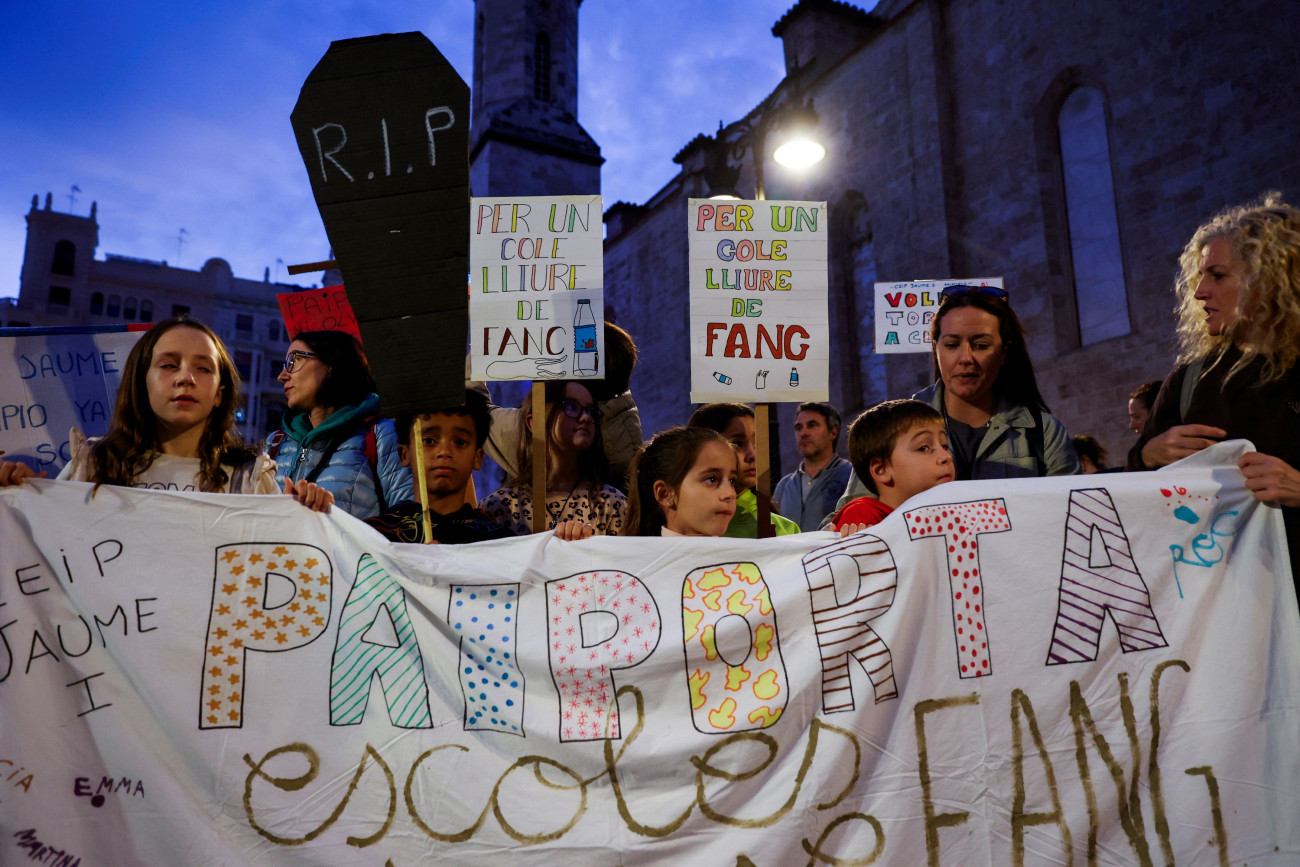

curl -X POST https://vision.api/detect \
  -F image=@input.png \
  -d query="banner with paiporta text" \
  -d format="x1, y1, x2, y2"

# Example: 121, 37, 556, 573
1, 442, 1297, 865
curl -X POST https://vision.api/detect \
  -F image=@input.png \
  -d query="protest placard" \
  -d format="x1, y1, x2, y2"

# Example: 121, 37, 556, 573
276, 285, 361, 341
291, 32, 469, 416
1, 442, 1296, 864
874, 278, 1004, 354
0, 327, 142, 472
469, 195, 604, 381
687, 199, 829, 402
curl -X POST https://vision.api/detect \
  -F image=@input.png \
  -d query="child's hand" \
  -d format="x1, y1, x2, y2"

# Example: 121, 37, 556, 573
838, 522, 869, 538
0, 460, 45, 487
284, 478, 333, 513
554, 520, 595, 541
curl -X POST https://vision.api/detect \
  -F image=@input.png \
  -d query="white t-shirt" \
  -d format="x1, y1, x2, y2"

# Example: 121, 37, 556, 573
56, 429, 278, 494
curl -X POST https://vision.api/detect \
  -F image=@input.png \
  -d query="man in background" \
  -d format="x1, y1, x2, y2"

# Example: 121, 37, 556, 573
773, 401, 853, 532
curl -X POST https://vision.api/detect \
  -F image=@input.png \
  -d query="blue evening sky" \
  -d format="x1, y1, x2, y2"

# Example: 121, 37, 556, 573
0, 1, 827, 296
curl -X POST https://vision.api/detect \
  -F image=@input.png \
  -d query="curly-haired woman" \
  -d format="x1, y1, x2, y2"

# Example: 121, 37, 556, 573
1129, 193, 1300, 577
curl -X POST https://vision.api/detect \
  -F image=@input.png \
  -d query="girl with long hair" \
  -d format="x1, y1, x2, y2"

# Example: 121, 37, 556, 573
479, 380, 627, 536
0, 318, 329, 510
623, 426, 738, 537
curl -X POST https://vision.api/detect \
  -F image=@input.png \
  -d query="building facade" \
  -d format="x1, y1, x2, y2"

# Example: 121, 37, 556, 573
604, 0, 1300, 473
2, 193, 300, 441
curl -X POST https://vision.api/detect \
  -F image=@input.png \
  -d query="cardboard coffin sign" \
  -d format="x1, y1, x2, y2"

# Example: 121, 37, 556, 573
291, 32, 469, 416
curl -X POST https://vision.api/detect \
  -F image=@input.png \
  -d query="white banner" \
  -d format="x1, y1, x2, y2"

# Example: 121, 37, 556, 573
873, 278, 1003, 354
0, 330, 142, 474
688, 199, 828, 402
470, 195, 604, 382
1, 442, 1298, 865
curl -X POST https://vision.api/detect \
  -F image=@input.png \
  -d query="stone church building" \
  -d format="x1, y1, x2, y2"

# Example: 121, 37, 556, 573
473, 0, 1300, 474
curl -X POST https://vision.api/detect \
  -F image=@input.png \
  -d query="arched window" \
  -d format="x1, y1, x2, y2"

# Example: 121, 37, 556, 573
107, 294, 121, 317
123, 296, 138, 320
1058, 86, 1129, 345
90, 292, 104, 315
140, 299, 153, 322
533, 33, 552, 102
52, 240, 76, 276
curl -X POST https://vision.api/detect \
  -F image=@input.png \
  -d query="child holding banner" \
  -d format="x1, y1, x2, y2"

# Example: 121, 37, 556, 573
623, 426, 739, 536
829, 399, 953, 533
0, 318, 330, 509
687, 403, 799, 538
479, 381, 626, 536
365, 390, 513, 545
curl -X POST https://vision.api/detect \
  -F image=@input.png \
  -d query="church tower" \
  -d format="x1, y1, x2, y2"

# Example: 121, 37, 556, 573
469, 0, 602, 196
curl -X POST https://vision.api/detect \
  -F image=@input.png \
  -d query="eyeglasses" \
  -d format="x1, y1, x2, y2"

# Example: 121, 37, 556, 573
559, 398, 598, 421
939, 284, 1009, 303
280, 350, 320, 374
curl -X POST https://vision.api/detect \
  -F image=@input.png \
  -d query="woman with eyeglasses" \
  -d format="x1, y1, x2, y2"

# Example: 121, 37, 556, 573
479, 380, 627, 536
1128, 194, 1300, 580
272, 330, 412, 519
921, 285, 1080, 480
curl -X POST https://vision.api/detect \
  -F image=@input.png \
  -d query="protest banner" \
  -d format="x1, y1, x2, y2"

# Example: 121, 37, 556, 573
688, 199, 829, 403
874, 278, 1004, 354
290, 32, 470, 417
2, 442, 1297, 864
470, 195, 604, 382
276, 285, 361, 342
0, 327, 143, 474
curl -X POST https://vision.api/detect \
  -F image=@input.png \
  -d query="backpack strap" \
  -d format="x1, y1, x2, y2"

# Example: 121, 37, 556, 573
1026, 405, 1047, 477
267, 430, 286, 460
365, 423, 386, 511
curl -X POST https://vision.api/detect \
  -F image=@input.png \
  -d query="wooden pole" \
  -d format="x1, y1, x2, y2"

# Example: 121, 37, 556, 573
754, 403, 774, 537
754, 403, 772, 495
286, 259, 337, 275
530, 383, 548, 533
411, 416, 433, 543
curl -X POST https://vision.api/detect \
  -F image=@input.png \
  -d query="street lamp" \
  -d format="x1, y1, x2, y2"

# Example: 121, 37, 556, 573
714, 93, 825, 201
703, 84, 826, 503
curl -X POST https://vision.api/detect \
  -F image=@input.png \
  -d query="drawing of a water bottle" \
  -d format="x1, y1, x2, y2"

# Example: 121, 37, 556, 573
573, 299, 598, 375
789, 366, 799, 387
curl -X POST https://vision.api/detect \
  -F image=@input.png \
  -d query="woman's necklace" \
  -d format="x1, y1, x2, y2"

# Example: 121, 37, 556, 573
544, 483, 583, 527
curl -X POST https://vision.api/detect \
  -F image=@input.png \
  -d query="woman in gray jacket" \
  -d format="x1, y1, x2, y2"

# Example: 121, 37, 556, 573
828, 287, 1078, 520
920, 285, 1079, 480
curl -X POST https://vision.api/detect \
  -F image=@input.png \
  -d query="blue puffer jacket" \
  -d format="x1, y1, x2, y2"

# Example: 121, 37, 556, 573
273, 394, 413, 520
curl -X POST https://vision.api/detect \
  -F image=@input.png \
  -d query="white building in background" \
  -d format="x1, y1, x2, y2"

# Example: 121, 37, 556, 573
0, 193, 310, 441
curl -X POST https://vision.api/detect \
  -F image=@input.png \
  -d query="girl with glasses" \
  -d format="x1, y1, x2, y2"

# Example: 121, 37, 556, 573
0, 318, 329, 511
479, 380, 627, 536
272, 330, 412, 519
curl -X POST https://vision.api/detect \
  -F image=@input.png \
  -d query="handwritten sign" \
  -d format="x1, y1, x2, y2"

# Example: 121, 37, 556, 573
291, 32, 470, 416
873, 277, 1004, 354
3, 443, 1292, 864
0, 328, 141, 472
688, 199, 829, 402
276, 285, 361, 341
469, 196, 604, 381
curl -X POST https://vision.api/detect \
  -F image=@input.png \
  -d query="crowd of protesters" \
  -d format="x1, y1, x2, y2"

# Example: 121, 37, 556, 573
1, 194, 1297, 581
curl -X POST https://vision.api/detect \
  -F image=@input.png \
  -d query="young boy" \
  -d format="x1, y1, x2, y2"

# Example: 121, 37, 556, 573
830, 399, 954, 532
366, 389, 513, 545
